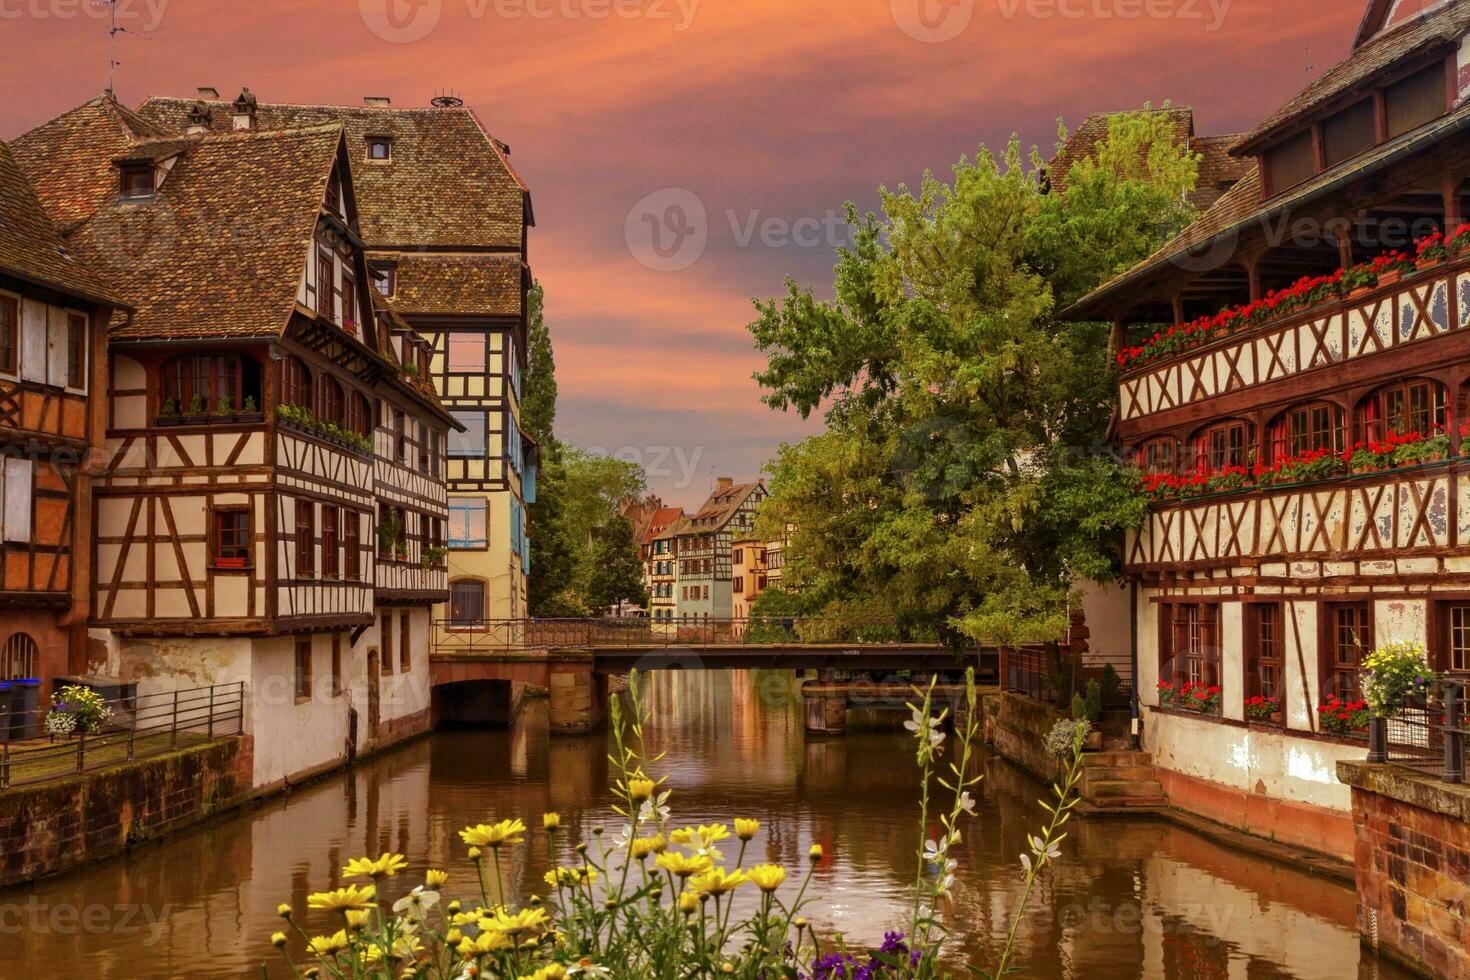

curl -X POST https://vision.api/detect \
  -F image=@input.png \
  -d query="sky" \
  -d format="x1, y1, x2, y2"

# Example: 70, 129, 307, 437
0, 0, 1366, 507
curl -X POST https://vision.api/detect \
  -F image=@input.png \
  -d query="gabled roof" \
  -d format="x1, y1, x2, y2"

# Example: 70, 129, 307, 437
1048, 107, 1249, 212
0, 136, 122, 308
62, 125, 346, 342
1355, 0, 1449, 48
1233, 0, 1470, 155
642, 506, 686, 545
682, 482, 764, 533
11, 92, 175, 232
134, 97, 529, 250
388, 252, 525, 317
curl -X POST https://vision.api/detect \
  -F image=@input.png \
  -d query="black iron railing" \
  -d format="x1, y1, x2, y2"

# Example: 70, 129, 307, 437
1002, 645, 1132, 710
1370, 680, 1466, 784
0, 682, 246, 790
433, 617, 933, 654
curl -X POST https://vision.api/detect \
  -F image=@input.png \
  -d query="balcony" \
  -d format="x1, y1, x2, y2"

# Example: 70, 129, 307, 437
1116, 253, 1470, 429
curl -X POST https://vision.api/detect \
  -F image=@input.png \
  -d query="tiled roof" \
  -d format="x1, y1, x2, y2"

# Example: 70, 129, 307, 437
1065, 98, 1470, 319
0, 137, 122, 307
642, 506, 686, 545
684, 482, 763, 532
11, 93, 174, 232
135, 97, 527, 249
67, 125, 344, 342
1233, 0, 1470, 153
1048, 107, 1248, 212
388, 252, 524, 316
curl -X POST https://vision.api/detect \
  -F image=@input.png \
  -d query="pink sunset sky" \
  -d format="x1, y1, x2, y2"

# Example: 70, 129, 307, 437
1, 0, 1364, 507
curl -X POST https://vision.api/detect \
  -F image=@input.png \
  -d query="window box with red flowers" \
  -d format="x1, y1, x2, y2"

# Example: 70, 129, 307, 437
1415, 232, 1448, 270
1178, 682, 1222, 715
1449, 222, 1470, 255
1316, 697, 1369, 736
1140, 465, 1251, 503
1255, 448, 1345, 487
1245, 695, 1281, 724
1157, 679, 1178, 708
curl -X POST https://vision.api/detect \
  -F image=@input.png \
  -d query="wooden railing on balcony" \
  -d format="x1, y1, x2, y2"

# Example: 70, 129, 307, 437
1117, 258, 1469, 426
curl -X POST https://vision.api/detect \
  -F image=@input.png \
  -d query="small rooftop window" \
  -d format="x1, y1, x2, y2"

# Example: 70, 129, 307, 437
366, 137, 392, 161
120, 164, 154, 199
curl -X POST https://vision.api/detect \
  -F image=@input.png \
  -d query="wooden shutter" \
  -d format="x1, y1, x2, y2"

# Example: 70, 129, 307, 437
45, 306, 67, 387
3, 458, 32, 542
20, 299, 45, 382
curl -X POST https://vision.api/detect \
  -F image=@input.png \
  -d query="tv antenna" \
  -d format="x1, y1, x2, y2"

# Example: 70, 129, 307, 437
431, 90, 464, 108
1305, 45, 1314, 78
95, 0, 151, 95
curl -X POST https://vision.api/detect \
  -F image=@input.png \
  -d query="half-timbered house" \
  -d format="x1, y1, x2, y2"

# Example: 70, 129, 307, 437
134, 93, 538, 638
13, 93, 458, 788
1063, 0, 1470, 858
640, 506, 684, 626
0, 136, 124, 697
673, 478, 765, 622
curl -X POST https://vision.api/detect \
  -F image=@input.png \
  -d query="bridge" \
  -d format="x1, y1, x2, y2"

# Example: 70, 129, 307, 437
428, 618, 1001, 734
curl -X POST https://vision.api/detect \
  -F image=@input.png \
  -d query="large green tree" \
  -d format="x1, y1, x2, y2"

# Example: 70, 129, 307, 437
586, 514, 650, 612
522, 281, 557, 447
749, 109, 1196, 645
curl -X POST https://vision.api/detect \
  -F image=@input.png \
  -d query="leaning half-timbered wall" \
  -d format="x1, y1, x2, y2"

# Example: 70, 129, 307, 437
373, 389, 449, 602
274, 428, 375, 624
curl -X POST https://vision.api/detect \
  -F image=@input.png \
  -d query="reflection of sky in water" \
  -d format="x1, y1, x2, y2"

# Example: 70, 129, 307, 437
0, 670, 1409, 978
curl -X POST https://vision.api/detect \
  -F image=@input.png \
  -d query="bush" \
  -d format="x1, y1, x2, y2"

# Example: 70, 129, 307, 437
1071, 679, 1101, 723
46, 684, 113, 736
1361, 641, 1436, 718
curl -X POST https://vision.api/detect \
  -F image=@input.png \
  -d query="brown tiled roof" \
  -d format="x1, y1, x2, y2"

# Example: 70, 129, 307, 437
11, 93, 175, 232
0, 137, 122, 307
135, 97, 527, 249
388, 252, 524, 316
684, 482, 763, 532
1233, 0, 1470, 154
1064, 98, 1470, 319
1049, 107, 1248, 212
65, 125, 344, 342
641, 506, 685, 545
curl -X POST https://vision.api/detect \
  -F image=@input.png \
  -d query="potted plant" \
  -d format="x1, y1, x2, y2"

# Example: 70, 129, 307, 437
1416, 232, 1448, 269
1177, 681, 1221, 714
214, 392, 235, 419
1449, 222, 1470, 255
1373, 251, 1413, 287
1070, 679, 1104, 751
188, 392, 207, 417
1317, 696, 1370, 735
242, 395, 259, 416
1361, 641, 1437, 718
1340, 263, 1377, 299
1245, 695, 1280, 724
421, 545, 448, 570
44, 684, 113, 739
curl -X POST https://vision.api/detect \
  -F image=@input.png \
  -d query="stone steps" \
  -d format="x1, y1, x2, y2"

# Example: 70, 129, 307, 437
1078, 749, 1166, 812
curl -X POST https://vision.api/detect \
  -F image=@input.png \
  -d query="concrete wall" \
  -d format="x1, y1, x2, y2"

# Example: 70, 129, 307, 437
0, 737, 251, 887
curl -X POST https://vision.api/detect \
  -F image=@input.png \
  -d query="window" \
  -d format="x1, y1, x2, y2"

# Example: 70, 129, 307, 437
0, 457, 34, 543
1263, 129, 1316, 195
295, 639, 313, 701
281, 357, 311, 409
1324, 603, 1372, 700
381, 613, 394, 674
1246, 603, 1283, 704
447, 333, 486, 372
450, 581, 485, 626
120, 165, 153, 198
733, 548, 743, 564
400, 613, 411, 672
733, 576, 744, 593
213, 507, 250, 568
418, 421, 430, 473
395, 410, 408, 464
342, 273, 356, 329
1139, 438, 1177, 475
449, 412, 486, 457
161, 353, 258, 417
295, 498, 315, 577
65, 313, 85, 389
0, 295, 15, 374
347, 393, 371, 439
1162, 603, 1219, 707
0, 633, 37, 680
321, 505, 339, 579
1359, 379, 1446, 443
1385, 63, 1446, 139
317, 252, 335, 319
366, 137, 392, 160
1191, 420, 1249, 472
331, 634, 342, 698
1323, 99, 1377, 167
370, 264, 395, 297
1443, 604, 1470, 673
429, 431, 440, 477
343, 511, 361, 581
317, 375, 344, 427
1270, 402, 1344, 462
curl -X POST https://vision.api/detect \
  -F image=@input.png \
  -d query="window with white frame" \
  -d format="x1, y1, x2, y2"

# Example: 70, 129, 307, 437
449, 498, 487, 549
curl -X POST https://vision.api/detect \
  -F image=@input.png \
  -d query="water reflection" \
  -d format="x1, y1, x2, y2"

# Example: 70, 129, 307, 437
0, 670, 1406, 978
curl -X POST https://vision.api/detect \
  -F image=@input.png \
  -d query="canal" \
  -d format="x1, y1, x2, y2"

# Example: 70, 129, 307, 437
0, 670, 1410, 978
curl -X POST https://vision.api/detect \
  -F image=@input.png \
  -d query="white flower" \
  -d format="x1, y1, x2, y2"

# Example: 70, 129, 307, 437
392, 885, 439, 920
638, 790, 671, 825
568, 961, 612, 977
1019, 852, 1032, 873
957, 791, 977, 815
922, 839, 945, 863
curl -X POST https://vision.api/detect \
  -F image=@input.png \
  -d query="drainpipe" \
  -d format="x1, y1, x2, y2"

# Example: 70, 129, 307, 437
1130, 580, 1141, 751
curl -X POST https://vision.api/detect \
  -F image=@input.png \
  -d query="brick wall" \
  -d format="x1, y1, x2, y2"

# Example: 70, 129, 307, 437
0, 737, 252, 887
1339, 761, 1470, 979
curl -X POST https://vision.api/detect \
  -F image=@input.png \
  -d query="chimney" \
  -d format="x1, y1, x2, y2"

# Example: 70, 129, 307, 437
185, 101, 214, 135
231, 87, 258, 130
364, 96, 392, 107
197, 86, 219, 99
715, 477, 733, 491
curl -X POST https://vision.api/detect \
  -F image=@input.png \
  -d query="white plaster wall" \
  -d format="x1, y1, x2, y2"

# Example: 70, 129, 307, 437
1135, 589, 1160, 699
249, 634, 354, 789
1145, 710, 1360, 811
1079, 580, 1130, 663
1375, 597, 1428, 647
357, 606, 433, 729
1284, 600, 1320, 730
1221, 602, 1245, 722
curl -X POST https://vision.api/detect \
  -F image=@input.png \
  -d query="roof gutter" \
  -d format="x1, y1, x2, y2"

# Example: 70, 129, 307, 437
1060, 107, 1470, 322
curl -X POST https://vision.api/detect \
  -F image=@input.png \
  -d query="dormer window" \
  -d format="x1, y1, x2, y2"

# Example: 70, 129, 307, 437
120, 165, 154, 199
1385, 62, 1446, 139
366, 137, 392, 161
370, 264, 396, 297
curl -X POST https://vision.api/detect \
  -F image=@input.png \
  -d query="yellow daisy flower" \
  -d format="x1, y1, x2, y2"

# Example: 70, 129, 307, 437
542, 812, 562, 830
425, 868, 449, 889
307, 930, 349, 956
689, 867, 748, 895
656, 852, 713, 878
627, 777, 656, 801
480, 906, 550, 937
457, 930, 513, 956
747, 864, 787, 893
307, 885, 377, 912
460, 819, 528, 849
734, 818, 760, 841
543, 866, 599, 888
342, 853, 408, 880
677, 891, 701, 915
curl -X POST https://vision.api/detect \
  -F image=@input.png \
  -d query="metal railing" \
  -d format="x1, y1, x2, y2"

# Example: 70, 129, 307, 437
1370, 680, 1466, 783
0, 682, 245, 790
1002, 645, 1132, 710
433, 617, 938, 654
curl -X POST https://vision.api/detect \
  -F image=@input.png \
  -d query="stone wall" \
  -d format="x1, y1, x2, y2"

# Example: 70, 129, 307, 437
1339, 761, 1470, 979
0, 737, 252, 887
986, 691, 1067, 783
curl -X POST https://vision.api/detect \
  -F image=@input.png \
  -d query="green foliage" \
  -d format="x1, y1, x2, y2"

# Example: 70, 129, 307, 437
1071, 679, 1101, 723
521, 281, 557, 447
586, 514, 649, 612
1100, 663, 1122, 704
1361, 641, 1437, 718
527, 446, 588, 617
276, 404, 373, 453
751, 108, 1192, 643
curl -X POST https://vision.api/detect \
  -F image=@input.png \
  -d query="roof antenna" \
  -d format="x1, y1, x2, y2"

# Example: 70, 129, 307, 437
94, 0, 151, 96
430, 89, 464, 108
1305, 44, 1314, 79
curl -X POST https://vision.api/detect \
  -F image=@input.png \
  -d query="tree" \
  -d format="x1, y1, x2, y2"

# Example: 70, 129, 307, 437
522, 281, 557, 447
586, 514, 649, 612
749, 109, 1194, 645
527, 446, 589, 617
